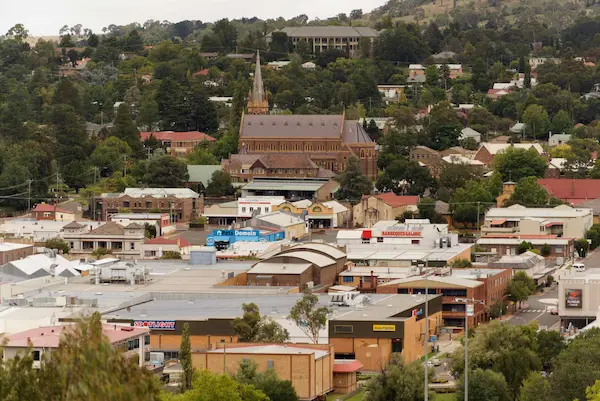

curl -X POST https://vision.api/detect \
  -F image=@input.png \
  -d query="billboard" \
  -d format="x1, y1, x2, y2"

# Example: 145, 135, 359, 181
134, 320, 176, 330
565, 289, 583, 308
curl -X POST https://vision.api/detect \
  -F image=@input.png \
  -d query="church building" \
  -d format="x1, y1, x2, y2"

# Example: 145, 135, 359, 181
238, 51, 378, 180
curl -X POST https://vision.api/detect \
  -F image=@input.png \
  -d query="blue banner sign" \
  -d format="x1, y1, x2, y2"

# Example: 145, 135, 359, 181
213, 229, 260, 237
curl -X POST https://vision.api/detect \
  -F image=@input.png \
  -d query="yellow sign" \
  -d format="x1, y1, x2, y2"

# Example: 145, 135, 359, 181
373, 324, 396, 332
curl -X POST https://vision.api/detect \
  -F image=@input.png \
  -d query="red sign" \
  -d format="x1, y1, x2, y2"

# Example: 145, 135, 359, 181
381, 231, 422, 237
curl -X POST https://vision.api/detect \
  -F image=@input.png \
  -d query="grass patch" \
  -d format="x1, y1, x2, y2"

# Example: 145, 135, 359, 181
327, 389, 365, 401
433, 393, 456, 401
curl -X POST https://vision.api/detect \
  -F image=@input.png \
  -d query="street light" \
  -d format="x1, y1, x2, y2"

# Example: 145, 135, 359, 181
453, 297, 485, 401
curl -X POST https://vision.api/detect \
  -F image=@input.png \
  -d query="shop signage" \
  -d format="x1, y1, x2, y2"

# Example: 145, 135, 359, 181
134, 320, 176, 330
565, 289, 583, 308
381, 231, 422, 237
214, 230, 260, 237
373, 324, 396, 332
467, 304, 474, 317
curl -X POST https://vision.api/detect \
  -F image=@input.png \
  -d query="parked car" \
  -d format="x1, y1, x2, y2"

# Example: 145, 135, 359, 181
550, 308, 558, 315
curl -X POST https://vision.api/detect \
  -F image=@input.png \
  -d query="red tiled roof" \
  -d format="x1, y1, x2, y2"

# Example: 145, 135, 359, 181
362, 193, 419, 208
145, 236, 191, 247
32, 203, 71, 214
333, 360, 363, 373
537, 179, 600, 205
193, 69, 209, 76
482, 234, 560, 239
140, 131, 216, 142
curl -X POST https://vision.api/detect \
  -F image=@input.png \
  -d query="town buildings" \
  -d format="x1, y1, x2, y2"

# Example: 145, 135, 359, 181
238, 52, 378, 180
558, 268, 600, 329
481, 204, 593, 239
266, 26, 379, 57
31, 203, 76, 222
193, 344, 333, 400
474, 143, 545, 167
240, 178, 339, 201
274, 200, 349, 228
99, 188, 201, 223
139, 131, 216, 157
353, 193, 419, 228
109, 212, 173, 236
0, 241, 34, 265
141, 237, 191, 259
62, 221, 145, 259
408, 64, 463, 79
3, 324, 148, 367
538, 179, 600, 205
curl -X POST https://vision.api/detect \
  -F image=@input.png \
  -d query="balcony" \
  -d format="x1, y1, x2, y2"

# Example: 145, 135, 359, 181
481, 225, 518, 233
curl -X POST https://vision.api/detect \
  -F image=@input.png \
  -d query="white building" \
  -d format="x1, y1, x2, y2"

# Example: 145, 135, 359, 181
0, 219, 104, 242
237, 197, 286, 218
63, 221, 145, 259
460, 127, 482, 143
482, 205, 593, 239
548, 133, 572, 147
558, 268, 600, 330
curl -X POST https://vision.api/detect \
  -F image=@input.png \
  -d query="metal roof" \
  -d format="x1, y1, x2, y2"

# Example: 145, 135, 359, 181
187, 165, 223, 187
286, 243, 346, 260
271, 251, 335, 267
243, 179, 329, 191
273, 26, 379, 38
485, 204, 592, 219
248, 262, 311, 275
380, 275, 484, 289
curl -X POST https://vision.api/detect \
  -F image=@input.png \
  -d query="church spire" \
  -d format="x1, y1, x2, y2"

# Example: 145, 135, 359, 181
247, 50, 268, 115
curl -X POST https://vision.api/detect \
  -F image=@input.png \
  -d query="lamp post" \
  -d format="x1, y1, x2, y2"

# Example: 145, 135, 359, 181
454, 297, 485, 401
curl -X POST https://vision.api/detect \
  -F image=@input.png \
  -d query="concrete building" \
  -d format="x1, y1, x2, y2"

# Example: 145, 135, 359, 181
329, 293, 443, 371
3, 324, 149, 367
249, 211, 307, 240
377, 84, 406, 103
488, 251, 555, 284
267, 26, 379, 57
63, 221, 145, 259
31, 203, 75, 222
0, 241, 34, 265
274, 200, 349, 228
0, 219, 104, 243
100, 188, 201, 223
477, 234, 575, 260
474, 143, 545, 167
193, 344, 333, 400
482, 204, 593, 239
139, 131, 216, 157
241, 178, 339, 202
109, 212, 173, 236
0, 253, 80, 280
353, 193, 419, 228
141, 237, 191, 259
558, 268, 600, 329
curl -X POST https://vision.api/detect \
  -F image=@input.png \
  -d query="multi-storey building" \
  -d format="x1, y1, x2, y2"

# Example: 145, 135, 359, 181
266, 26, 379, 57
99, 188, 201, 223
238, 52, 378, 180
62, 221, 145, 259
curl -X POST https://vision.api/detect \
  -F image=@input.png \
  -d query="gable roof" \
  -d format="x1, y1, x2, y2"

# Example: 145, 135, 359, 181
33, 203, 72, 214
478, 142, 544, 155
89, 222, 125, 236
363, 192, 419, 208
145, 236, 191, 247
63, 221, 84, 229
272, 26, 378, 38
139, 131, 216, 142
461, 127, 481, 138
538, 179, 600, 204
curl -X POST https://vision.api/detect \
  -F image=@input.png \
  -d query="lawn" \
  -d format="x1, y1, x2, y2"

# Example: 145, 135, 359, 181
432, 393, 456, 401
327, 389, 365, 401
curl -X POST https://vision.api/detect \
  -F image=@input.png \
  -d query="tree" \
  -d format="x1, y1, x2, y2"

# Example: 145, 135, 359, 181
536, 330, 566, 371
587, 380, 600, 401
269, 32, 290, 55
425, 102, 463, 151
171, 369, 268, 401
39, 312, 161, 401
137, 94, 160, 131
143, 155, 189, 187
456, 369, 511, 401
232, 303, 289, 343
418, 198, 445, 223
519, 371, 551, 401
576, 237, 590, 257
213, 18, 238, 51
113, 103, 142, 153
471, 58, 491, 92
288, 292, 331, 344
53, 78, 81, 112
507, 271, 536, 309
508, 176, 553, 206
187, 147, 218, 165
235, 360, 299, 401
90, 136, 132, 177
551, 109, 573, 133
364, 355, 429, 401
492, 147, 548, 182
541, 243, 552, 257
205, 170, 235, 197
551, 328, 600, 401
44, 238, 70, 254
334, 156, 372, 205
439, 162, 482, 193
376, 158, 434, 196
450, 321, 540, 398
523, 104, 550, 140
425, 65, 440, 87
180, 322, 193, 392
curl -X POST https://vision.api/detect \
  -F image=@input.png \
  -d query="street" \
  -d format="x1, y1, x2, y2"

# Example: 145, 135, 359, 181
507, 282, 560, 328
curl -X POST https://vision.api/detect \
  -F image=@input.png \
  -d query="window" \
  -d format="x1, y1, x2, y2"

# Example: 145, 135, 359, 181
267, 360, 274, 369
242, 207, 246, 213
411, 240, 420, 245
32, 350, 41, 361
440, 288, 467, 297
69, 242, 74, 249
130, 242, 135, 250
396, 288, 409, 294
334, 325, 354, 334
163, 351, 179, 360
414, 288, 436, 295
377, 237, 384, 243
555, 247, 563, 254
362, 238, 370, 244
123, 201, 130, 208
343, 276, 354, 283
144, 335, 150, 345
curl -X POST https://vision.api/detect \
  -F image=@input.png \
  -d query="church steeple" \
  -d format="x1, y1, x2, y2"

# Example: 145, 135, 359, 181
247, 50, 269, 115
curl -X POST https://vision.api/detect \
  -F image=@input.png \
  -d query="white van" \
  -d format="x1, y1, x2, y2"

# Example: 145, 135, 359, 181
573, 263, 586, 272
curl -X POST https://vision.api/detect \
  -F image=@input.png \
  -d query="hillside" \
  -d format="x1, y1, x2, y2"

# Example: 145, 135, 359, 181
364, 0, 593, 28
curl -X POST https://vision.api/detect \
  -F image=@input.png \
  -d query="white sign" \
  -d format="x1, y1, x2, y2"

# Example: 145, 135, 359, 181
467, 304, 474, 317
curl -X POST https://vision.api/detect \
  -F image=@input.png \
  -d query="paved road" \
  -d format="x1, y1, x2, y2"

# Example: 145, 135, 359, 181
507, 283, 560, 328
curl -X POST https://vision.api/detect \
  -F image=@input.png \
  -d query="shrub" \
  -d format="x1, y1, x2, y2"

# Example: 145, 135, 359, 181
92, 248, 111, 257
541, 243, 551, 257
161, 251, 182, 259
45, 238, 70, 254
451, 259, 472, 269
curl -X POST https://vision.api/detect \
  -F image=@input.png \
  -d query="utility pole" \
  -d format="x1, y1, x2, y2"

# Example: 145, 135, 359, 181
454, 297, 485, 401
27, 179, 32, 212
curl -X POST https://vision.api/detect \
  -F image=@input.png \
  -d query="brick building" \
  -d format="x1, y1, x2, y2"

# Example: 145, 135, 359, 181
352, 193, 419, 228
193, 344, 333, 400
0, 242, 34, 265
237, 52, 378, 180
139, 131, 216, 157
222, 153, 335, 184
474, 143, 545, 167
31, 203, 76, 222
99, 188, 201, 223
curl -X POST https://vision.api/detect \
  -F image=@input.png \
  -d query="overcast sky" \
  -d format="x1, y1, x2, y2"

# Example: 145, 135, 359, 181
1, 0, 383, 36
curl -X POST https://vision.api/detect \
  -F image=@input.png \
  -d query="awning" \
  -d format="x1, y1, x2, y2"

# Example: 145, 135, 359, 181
545, 221, 563, 227
489, 219, 507, 225
333, 360, 364, 373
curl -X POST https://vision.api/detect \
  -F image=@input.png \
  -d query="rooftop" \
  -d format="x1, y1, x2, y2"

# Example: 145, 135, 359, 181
139, 131, 216, 142
271, 26, 379, 38
0, 242, 32, 252
32, 203, 72, 214
247, 262, 312, 275
362, 193, 420, 208
206, 344, 329, 359
479, 142, 544, 155
255, 211, 305, 227
110, 213, 167, 220
330, 293, 439, 321
244, 178, 332, 192
187, 165, 223, 187
101, 188, 200, 199
4, 324, 148, 348
345, 244, 473, 263
485, 204, 593, 219
538, 179, 600, 204
379, 275, 484, 289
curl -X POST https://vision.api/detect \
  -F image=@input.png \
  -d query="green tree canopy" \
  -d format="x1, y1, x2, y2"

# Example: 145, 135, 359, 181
288, 292, 331, 344
205, 170, 235, 197
232, 303, 290, 343
364, 355, 429, 401
113, 103, 142, 153
492, 147, 548, 182
456, 368, 511, 401
143, 155, 189, 187
235, 360, 299, 401
334, 155, 372, 205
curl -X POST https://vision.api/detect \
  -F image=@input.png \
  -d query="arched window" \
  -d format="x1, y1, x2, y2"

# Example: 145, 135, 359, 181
360, 149, 365, 157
